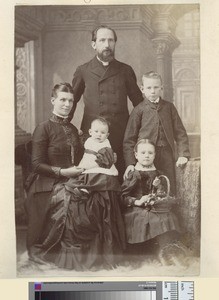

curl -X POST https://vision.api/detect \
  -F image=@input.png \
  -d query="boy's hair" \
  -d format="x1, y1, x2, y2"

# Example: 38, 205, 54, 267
92, 25, 117, 42
51, 83, 73, 98
142, 71, 163, 85
91, 117, 110, 131
134, 138, 156, 153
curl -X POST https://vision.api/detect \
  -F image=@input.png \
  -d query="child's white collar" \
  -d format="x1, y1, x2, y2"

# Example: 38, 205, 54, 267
135, 162, 156, 171
148, 97, 160, 104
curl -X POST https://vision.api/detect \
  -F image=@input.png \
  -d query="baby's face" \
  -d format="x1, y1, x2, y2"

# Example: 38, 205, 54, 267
135, 143, 155, 167
89, 121, 109, 143
142, 77, 162, 102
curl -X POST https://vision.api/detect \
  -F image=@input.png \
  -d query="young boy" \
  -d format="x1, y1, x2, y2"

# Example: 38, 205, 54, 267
123, 71, 190, 195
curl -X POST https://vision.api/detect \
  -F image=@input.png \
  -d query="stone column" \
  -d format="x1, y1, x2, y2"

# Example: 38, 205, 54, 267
151, 9, 180, 101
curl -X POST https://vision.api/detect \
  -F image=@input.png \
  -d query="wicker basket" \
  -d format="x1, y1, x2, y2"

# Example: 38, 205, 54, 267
145, 175, 177, 212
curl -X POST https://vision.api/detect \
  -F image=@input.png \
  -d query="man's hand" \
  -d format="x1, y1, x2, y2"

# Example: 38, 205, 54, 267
176, 156, 188, 168
113, 152, 117, 163
78, 129, 83, 136
123, 165, 135, 180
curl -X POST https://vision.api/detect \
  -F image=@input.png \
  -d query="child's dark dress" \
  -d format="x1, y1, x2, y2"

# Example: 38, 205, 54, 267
121, 169, 180, 245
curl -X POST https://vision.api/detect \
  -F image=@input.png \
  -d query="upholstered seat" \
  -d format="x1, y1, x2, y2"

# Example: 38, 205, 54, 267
176, 159, 201, 254
15, 140, 32, 189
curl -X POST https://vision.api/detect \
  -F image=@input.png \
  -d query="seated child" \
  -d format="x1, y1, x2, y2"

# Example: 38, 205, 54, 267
121, 139, 187, 266
65, 117, 120, 196
123, 71, 190, 195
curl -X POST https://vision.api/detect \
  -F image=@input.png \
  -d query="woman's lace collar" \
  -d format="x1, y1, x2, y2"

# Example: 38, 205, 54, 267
50, 113, 70, 125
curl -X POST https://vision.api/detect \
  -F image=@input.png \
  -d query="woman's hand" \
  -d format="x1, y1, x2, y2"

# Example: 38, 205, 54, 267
60, 166, 84, 178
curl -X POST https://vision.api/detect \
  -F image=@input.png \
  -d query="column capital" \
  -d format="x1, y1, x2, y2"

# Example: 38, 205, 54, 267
152, 33, 180, 55
150, 5, 180, 55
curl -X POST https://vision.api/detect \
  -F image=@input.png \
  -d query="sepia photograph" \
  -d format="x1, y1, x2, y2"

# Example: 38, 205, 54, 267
14, 3, 200, 277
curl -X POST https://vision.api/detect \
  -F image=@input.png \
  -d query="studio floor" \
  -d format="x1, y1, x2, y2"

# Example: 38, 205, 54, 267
16, 226, 200, 278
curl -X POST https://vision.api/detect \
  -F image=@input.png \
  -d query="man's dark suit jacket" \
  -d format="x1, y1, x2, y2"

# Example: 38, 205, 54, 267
71, 56, 143, 154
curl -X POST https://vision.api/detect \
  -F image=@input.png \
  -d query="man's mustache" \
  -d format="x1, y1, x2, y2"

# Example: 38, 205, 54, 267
103, 47, 112, 51
102, 48, 113, 55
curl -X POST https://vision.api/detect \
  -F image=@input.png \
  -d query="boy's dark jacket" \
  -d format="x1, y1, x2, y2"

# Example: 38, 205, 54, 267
123, 98, 190, 166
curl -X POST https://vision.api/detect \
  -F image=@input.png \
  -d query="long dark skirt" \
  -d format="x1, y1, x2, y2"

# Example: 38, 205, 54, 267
29, 182, 126, 270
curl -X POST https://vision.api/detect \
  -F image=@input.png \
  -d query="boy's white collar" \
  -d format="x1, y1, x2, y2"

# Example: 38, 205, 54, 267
135, 162, 156, 171
148, 97, 160, 104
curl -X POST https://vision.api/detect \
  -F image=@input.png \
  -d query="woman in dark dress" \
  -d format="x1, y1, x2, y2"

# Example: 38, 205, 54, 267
25, 83, 125, 270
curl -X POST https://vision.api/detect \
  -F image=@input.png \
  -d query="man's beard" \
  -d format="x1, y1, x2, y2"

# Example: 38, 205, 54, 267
98, 49, 114, 62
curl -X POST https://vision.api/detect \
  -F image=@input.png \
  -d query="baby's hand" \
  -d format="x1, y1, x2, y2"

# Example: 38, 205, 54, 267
153, 177, 161, 187
176, 156, 188, 167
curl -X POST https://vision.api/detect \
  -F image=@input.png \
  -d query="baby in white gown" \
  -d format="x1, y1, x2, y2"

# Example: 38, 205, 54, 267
78, 117, 118, 176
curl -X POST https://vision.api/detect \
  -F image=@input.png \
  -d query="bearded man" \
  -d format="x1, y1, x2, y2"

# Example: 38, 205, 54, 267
71, 25, 143, 178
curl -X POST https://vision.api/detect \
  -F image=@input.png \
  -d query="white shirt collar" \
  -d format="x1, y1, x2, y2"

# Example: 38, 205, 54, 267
96, 55, 109, 66
135, 162, 156, 171
148, 97, 160, 104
